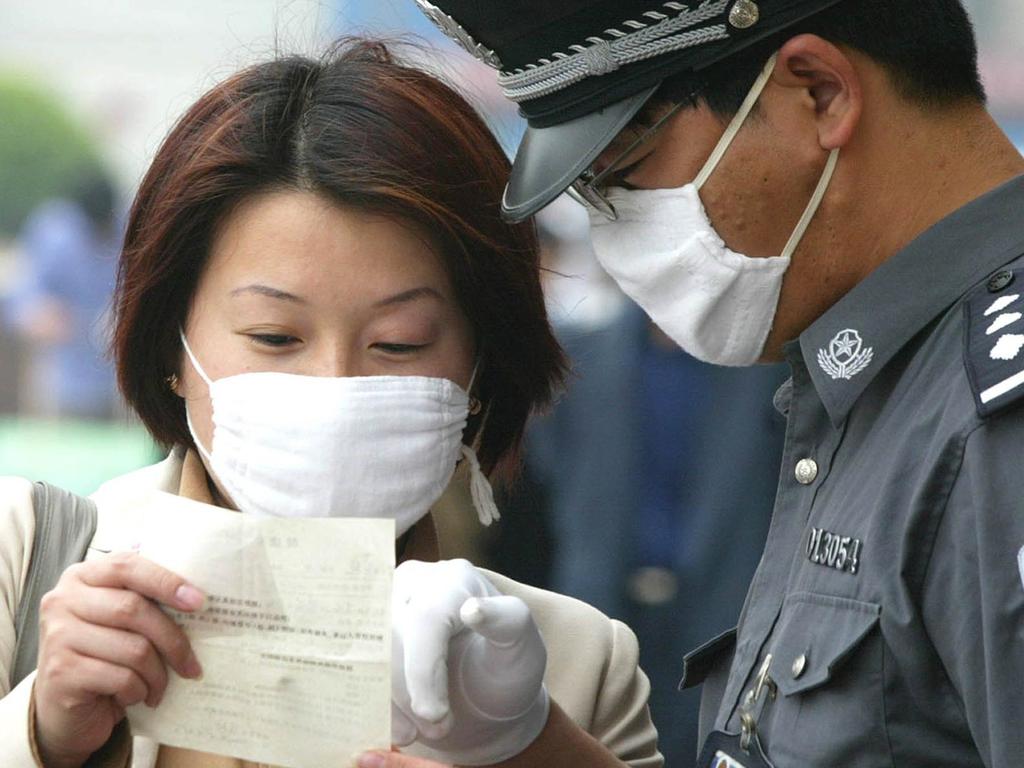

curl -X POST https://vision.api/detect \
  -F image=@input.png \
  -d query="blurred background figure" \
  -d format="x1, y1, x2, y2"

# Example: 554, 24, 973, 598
0, 67, 155, 494
2, 169, 120, 420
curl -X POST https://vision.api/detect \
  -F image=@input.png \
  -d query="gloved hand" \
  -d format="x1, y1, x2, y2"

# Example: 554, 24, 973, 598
391, 559, 550, 766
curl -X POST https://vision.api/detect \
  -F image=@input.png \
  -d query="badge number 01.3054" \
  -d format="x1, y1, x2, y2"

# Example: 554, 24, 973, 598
806, 526, 862, 575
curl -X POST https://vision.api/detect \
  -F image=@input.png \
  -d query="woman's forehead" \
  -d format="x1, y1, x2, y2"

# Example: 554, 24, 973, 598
204, 190, 453, 300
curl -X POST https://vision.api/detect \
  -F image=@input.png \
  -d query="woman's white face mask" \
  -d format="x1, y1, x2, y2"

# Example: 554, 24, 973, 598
587, 54, 840, 366
180, 331, 498, 538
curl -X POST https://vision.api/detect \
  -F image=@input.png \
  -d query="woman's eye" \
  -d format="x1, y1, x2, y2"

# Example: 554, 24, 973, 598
249, 333, 299, 348
374, 342, 427, 355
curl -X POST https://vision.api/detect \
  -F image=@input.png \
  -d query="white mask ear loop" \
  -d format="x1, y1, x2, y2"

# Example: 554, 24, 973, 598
178, 329, 215, 463
690, 52, 840, 261
466, 356, 481, 395
179, 329, 214, 388
780, 147, 839, 261
694, 53, 778, 192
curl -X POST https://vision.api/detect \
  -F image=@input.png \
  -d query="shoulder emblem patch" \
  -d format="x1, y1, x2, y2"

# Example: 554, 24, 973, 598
965, 268, 1024, 417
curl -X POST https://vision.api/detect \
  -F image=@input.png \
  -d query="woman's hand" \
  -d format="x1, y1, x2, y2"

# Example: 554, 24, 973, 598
32, 552, 205, 768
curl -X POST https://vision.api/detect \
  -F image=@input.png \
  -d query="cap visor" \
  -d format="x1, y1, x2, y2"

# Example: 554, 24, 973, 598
501, 85, 658, 222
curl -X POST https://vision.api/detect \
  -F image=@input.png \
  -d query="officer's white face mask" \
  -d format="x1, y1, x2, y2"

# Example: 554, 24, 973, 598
588, 54, 839, 366
180, 331, 498, 537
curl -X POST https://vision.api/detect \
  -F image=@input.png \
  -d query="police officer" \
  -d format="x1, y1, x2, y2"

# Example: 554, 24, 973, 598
361, 1, 1024, 766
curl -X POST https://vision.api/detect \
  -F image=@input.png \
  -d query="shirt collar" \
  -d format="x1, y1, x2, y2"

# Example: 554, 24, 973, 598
797, 174, 1024, 428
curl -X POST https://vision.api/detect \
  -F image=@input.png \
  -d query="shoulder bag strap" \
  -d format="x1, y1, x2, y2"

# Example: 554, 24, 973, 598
11, 482, 98, 688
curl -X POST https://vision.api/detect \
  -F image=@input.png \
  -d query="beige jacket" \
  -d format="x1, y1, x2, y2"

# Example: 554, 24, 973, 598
0, 454, 661, 768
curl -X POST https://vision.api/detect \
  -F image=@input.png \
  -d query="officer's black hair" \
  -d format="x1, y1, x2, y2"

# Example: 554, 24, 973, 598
652, 0, 985, 119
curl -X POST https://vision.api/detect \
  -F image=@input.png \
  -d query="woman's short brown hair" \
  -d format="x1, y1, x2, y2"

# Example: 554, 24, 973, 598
114, 39, 565, 476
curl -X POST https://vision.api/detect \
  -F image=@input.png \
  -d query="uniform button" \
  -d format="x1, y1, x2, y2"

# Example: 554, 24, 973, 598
988, 270, 1015, 293
795, 458, 818, 485
792, 653, 807, 679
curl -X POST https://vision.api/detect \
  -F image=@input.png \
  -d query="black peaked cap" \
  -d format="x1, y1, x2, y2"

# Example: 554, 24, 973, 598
415, 0, 847, 221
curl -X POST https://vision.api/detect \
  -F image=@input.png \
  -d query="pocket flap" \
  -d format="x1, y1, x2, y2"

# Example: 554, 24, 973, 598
771, 592, 880, 697
679, 627, 737, 690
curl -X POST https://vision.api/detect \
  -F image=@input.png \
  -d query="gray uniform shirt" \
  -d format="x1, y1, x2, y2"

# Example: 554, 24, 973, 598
682, 174, 1024, 767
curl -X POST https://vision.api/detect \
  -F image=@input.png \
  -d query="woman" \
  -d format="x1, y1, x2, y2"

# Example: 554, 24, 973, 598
0, 41, 661, 767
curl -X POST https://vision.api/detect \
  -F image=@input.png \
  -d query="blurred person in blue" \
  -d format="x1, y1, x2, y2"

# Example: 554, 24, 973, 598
2, 170, 121, 419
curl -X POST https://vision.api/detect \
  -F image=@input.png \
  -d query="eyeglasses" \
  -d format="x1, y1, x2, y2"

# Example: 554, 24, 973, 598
567, 99, 688, 221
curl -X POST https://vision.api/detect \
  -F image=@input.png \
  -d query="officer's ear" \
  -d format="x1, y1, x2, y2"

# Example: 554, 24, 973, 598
772, 34, 863, 152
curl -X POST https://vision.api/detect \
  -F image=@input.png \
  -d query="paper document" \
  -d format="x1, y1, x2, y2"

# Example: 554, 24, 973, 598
121, 491, 393, 768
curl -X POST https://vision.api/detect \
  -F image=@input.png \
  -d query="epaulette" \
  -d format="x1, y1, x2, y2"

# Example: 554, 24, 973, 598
964, 265, 1024, 418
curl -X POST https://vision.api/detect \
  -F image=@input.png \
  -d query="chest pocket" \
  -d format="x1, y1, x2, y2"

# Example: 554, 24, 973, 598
757, 592, 891, 767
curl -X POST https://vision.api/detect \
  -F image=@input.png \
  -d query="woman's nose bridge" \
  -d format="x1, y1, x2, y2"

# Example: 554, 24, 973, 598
312, 337, 358, 378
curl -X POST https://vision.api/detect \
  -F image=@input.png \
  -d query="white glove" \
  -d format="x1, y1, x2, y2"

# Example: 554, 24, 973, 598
391, 559, 550, 765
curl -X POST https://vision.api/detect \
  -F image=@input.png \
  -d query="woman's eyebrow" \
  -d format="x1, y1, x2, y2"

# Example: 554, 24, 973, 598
230, 283, 307, 303
374, 286, 445, 308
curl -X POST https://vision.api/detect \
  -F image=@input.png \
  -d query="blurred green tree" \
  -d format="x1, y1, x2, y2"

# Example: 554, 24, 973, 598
0, 72, 105, 238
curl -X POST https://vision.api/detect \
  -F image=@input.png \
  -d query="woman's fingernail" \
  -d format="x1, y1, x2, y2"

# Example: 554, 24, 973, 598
175, 584, 205, 611
357, 753, 387, 768
184, 652, 203, 680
